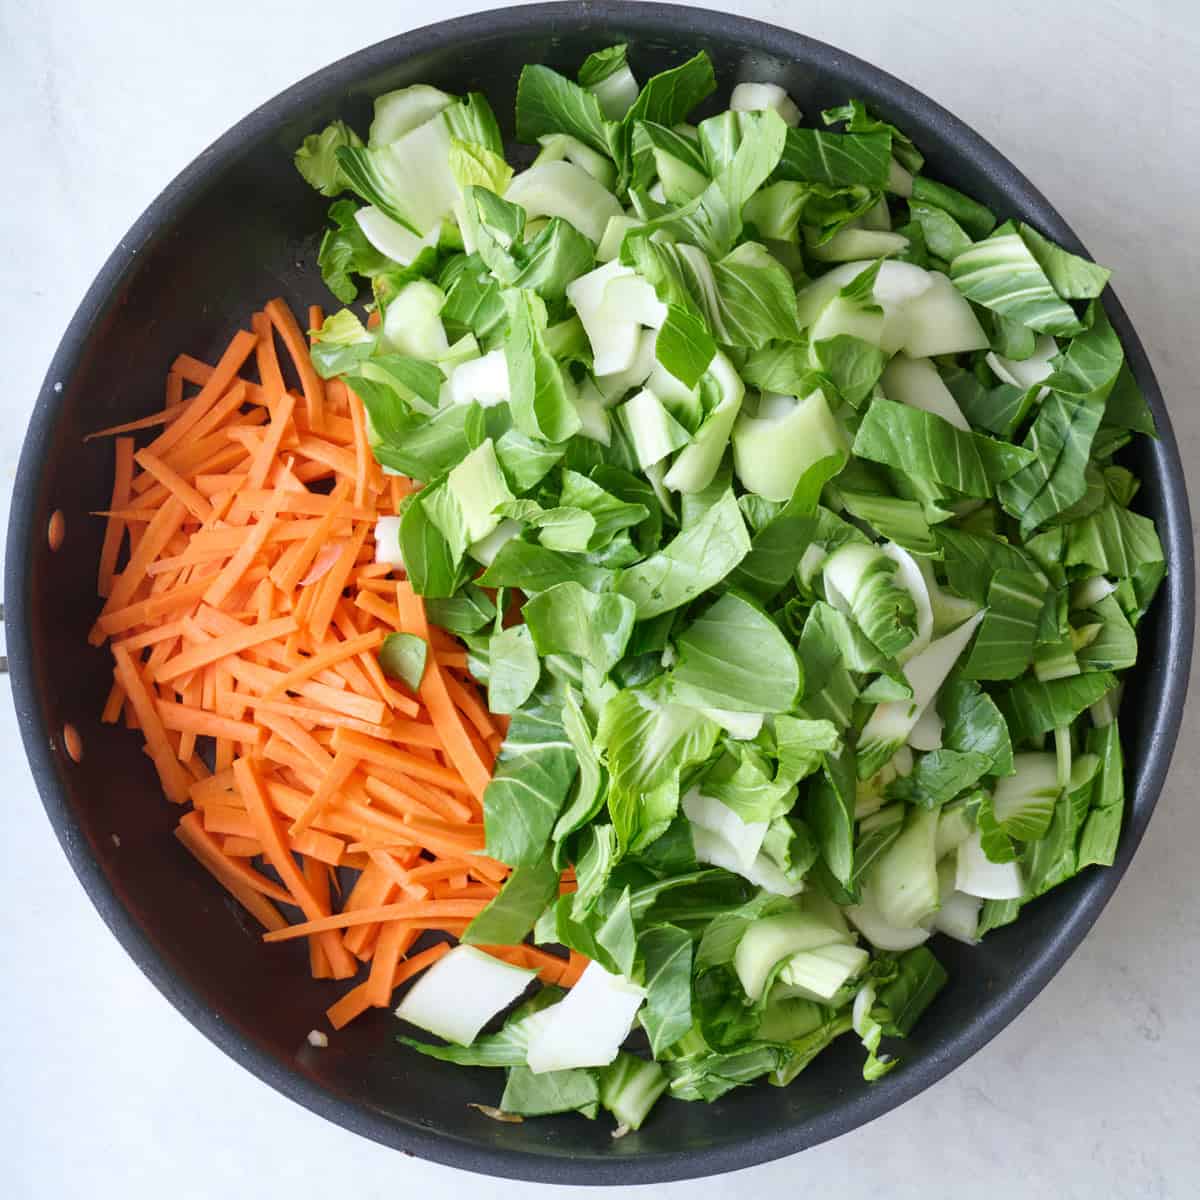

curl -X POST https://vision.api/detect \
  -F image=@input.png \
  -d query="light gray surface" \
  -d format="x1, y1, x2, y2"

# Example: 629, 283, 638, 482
2, 1, 1198, 1196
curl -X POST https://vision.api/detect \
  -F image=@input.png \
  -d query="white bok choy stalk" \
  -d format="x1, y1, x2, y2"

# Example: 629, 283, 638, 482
525, 962, 647, 1073
395, 945, 539, 1046
732, 390, 847, 501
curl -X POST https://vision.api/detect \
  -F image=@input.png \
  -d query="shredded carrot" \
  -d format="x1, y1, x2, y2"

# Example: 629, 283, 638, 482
147, 329, 258, 458
220, 834, 264, 856
441, 671, 498, 742
154, 615, 298, 683
97, 438, 135, 598
86, 304, 586, 1036
86, 403, 189, 441
290, 749, 359, 838
173, 380, 252, 454
304, 856, 334, 980
235, 756, 358, 977
202, 481, 286, 608
346, 383, 370, 510
112, 644, 191, 803
252, 311, 286, 399
396, 583, 492, 803
261, 898, 489, 943
340, 865, 397, 959
156, 700, 264, 745
559, 951, 590, 989
479, 943, 568, 984
329, 727, 473, 794
366, 919, 419, 1007
265, 628, 384, 699
265, 298, 325, 432
176, 813, 287, 931
95, 495, 189, 632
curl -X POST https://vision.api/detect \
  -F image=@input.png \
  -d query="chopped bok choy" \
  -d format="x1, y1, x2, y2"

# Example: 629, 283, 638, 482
296, 44, 1165, 1131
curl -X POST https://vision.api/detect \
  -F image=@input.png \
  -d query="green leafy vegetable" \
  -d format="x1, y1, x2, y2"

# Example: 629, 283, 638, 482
616, 488, 751, 618
854, 398, 1033, 498
484, 691, 579, 866
639, 924, 694, 1055
523, 582, 637, 673
378, 632, 427, 690
671, 591, 801, 713
950, 221, 1083, 335
293, 50, 1165, 1128
463, 857, 561, 945
501, 1066, 601, 1118
487, 625, 540, 714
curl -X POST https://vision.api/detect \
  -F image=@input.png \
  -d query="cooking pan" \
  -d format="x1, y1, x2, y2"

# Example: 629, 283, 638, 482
6, 3, 1193, 1183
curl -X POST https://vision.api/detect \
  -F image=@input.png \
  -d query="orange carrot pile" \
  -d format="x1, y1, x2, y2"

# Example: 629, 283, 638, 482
88, 300, 583, 1031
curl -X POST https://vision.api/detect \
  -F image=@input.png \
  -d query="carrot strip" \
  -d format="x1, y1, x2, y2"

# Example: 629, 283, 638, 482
303, 856, 334, 980
246, 697, 391, 740
559, 951, 590, 989
112, 644, 191, 803
327, 941, 452, 1030
85, 402, 188, 441
290, 749, 359, 837
441, 671, 497, 742
202, 483, 285, 608
396, 584, 492, 803
204, 804, 345, 868
324, 980, 376, 1030
261, 898, 488, 943
479, 944, 567, 984
97, 438, 135, 598
358, 776, 444, 824
347, 388, 370, 510
255, 711, 333, 771
114, 619, 189, 654
234, 756, 358, 977
167, 380, 250, 457
245, 390, 296, 490
220, 835, 264, 857
155, 700, 264, 745
290, 829, 346, 867
175, 813, 288, 931
294, 435, 360, 481
366, 920, 420, 1007
95, 576, 213, 638
373, 767, 473, 824
354, 590, 403, 630
146, 329, 258, 458
367, 850, 430, 897
399, 815, 488, 851
153, 615, 298, 683
339, 865, 396, 959
95, 495, 189, 631
252, 311, 286, 399
235, 488, 374, 520
171, 354, 267, 407
329, 727, 473, 794
357, 651, 420, 719
264, 628, 384, 699
265, 298, 326, 432
307, 524, 369, 643
101, 676, 125, 724
175, 675, 202, 763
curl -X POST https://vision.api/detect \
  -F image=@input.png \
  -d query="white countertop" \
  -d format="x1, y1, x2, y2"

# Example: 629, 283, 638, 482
3, 1, 1198, 1196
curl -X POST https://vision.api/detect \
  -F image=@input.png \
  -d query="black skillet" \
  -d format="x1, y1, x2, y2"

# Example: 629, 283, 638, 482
6, 2, 1193, 1184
